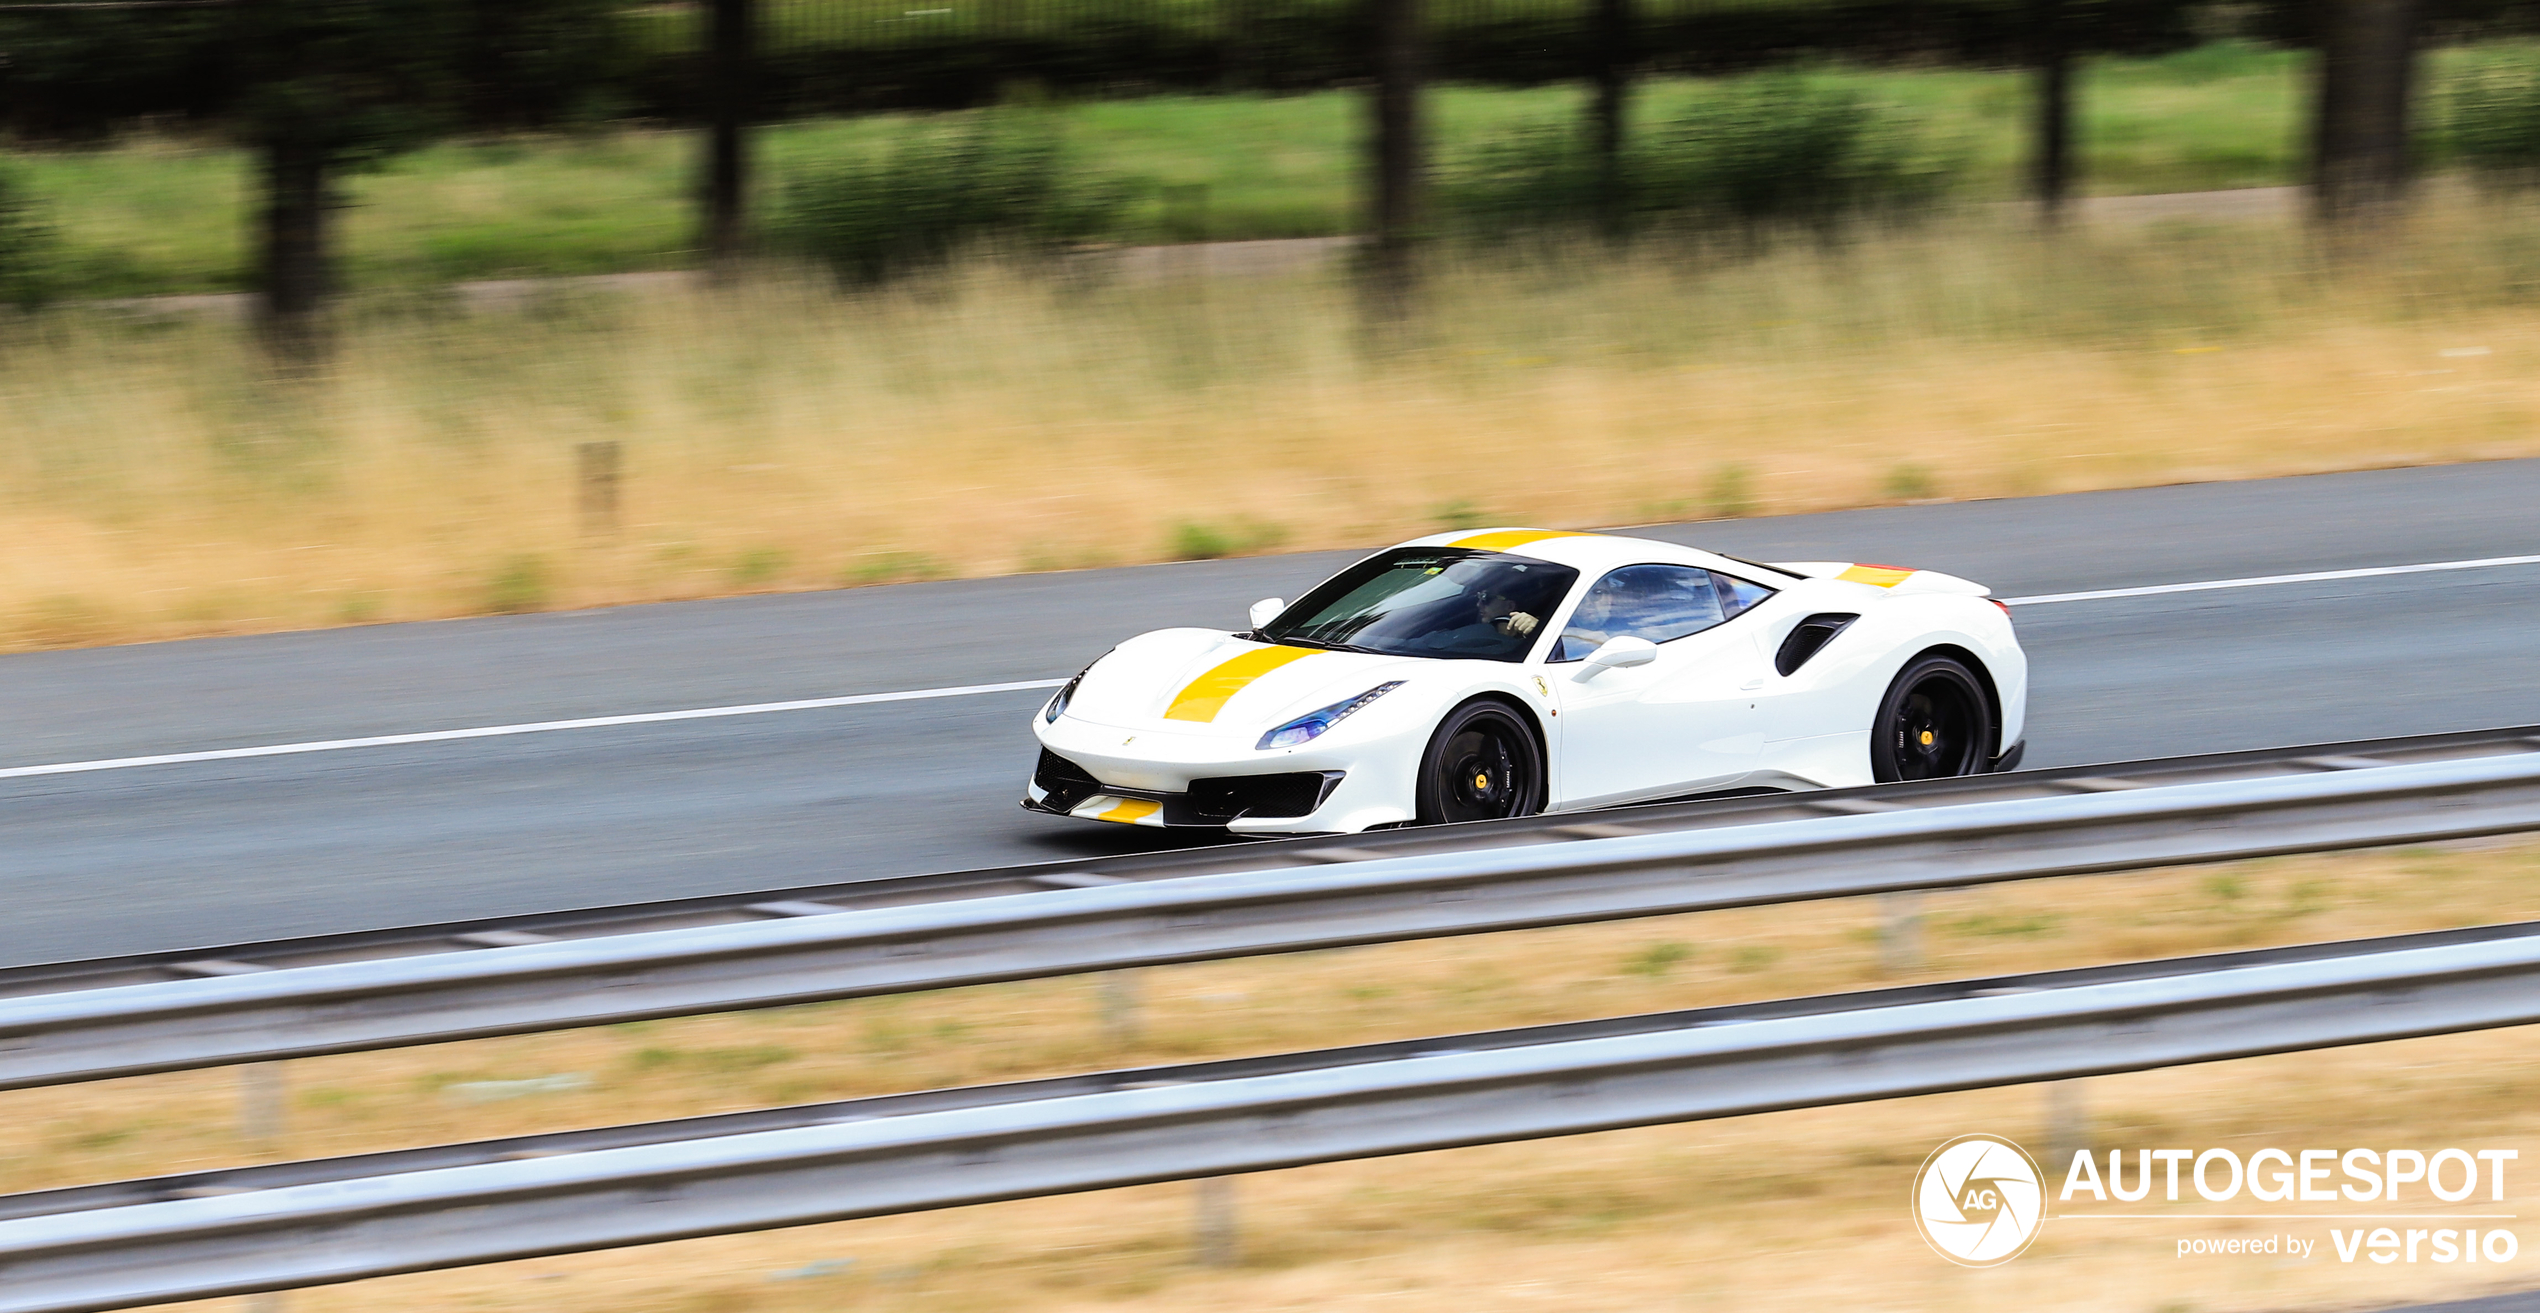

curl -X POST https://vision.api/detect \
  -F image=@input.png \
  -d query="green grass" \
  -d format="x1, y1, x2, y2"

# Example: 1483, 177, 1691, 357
4, 39, 2522, 297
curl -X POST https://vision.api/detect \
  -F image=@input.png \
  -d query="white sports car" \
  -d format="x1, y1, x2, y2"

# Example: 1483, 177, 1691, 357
1024, 528, 2027, 834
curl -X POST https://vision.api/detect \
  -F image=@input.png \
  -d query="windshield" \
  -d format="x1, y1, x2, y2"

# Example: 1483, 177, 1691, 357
1262, 548, 1580, 662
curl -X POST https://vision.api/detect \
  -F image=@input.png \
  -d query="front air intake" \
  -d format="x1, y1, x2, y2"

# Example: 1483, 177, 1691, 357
1184, 771, 1347, 822
1031, 750, 1106, 814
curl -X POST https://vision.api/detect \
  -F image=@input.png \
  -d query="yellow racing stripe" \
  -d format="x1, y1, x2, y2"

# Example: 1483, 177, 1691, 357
1448, 529, 1597, 553
1837, 564, 1917, 588
1164, 645, 1323, 723
1096, 797, 1162, 824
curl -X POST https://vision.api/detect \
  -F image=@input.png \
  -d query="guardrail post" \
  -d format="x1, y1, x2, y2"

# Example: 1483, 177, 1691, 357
2045, 1078, 2088, 1169
240, 1062, 287, 1147
578, 440, 621, 538
1098, 970, 1143, 1047
1194, 1176, 1238, 1267
239, 1063, 289, 1310
1877, 891, 1924, 974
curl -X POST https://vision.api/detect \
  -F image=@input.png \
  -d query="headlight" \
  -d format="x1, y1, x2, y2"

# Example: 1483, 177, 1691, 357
1257, 681, 1405, 751
1044, 668, 1088, 724
1045, 649, 1117, 724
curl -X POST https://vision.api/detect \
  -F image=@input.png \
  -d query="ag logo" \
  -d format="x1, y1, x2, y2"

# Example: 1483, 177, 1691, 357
1912, 1134, 2044, 1266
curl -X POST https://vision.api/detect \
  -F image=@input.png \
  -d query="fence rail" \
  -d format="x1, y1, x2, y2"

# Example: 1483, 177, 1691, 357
4, 729, 2540, 1091
6, 918, 2540, 1311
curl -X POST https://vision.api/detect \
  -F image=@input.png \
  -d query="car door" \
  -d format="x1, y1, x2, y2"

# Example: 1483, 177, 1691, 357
1547, 564, 1777, 807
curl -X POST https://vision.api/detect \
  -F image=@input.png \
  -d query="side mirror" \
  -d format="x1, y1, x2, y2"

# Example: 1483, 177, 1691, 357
1584, 635, 1658, 670
1249, 598, 1286, 630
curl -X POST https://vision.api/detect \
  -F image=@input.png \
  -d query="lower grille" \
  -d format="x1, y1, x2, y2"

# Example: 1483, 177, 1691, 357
1183, 771, 1346, 823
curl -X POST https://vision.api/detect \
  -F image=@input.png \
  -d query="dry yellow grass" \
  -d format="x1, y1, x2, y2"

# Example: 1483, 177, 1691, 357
10, 197, 2540, 650
9, 837, 2539, 1312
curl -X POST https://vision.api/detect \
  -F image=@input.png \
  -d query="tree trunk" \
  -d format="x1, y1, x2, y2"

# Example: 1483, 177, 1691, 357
704, 0, 755, 280
1362, 0, 1424, 334
257, 134, 331, 362
2031, 0, 2073, 223
1591, 0, 1631, 237
2312, 0, 2421, 224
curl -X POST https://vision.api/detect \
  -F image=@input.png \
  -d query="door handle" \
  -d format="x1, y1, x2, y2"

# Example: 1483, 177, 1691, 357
1741, 678, 1767, 691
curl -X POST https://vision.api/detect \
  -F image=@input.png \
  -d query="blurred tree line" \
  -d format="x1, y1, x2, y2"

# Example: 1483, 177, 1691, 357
0, 0, 2445, 126
0, 0, 2525, 342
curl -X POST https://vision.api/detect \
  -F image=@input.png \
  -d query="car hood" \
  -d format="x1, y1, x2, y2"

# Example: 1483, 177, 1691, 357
1062, 628, 1432, 738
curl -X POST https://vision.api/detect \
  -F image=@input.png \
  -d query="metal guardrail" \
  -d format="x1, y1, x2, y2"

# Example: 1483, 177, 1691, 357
9, 722, 2534, 1002
5, 740, 2540, 1090
7, 920, 2540, 1312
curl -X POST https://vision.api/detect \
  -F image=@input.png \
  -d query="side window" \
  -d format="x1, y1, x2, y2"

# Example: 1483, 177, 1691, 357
1711, 570, 1776, 618
1552, 564, 1727, 661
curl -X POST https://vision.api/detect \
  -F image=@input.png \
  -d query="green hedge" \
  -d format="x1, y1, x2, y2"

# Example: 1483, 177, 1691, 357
1440, 73, 1957, 235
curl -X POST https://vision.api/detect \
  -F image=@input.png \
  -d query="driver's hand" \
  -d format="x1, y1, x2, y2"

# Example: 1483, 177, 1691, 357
1498, 610, 1539, 636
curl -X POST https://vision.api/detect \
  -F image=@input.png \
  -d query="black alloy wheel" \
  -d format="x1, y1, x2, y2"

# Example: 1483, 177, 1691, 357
1416, 701, 1546, 824
1869, 654, 1996, 783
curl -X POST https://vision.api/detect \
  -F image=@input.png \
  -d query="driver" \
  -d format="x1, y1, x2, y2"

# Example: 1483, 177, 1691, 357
1478, 588, 1540, 638
1417, 584, 1540, 654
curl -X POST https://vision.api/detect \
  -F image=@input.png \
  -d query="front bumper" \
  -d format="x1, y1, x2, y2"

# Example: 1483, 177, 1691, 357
1024, 751, 1347, 828
1024, 713, 1418, 834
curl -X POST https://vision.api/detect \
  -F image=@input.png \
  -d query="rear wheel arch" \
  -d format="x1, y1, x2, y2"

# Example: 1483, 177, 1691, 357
1905, 643, 2002, 759
1868, 648, 1999, 782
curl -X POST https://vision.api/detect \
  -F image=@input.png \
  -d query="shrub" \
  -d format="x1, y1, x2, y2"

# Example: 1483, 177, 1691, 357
1170, 520, 1235, 561
1168, 518, 1286, 561
730, 546, 790, 586
484, 554, 549, 613
1440, 74, 1958, 240
1881, 461, 1938, 502
2446, 58, 2540, 184
842, 551, 948, 585
1706, 462, 1759, 518
1622, 941, 1694, 978
0, 170, 58, 310
774, 111, 1135, 284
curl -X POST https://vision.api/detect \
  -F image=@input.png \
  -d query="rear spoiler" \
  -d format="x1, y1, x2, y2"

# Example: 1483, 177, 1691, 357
1769, 561, 1993, 597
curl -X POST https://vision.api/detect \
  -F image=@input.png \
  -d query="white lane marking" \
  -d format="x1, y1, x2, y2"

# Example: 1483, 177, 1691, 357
2003, 553, 2540, 607
11, 551, 2539, 781
0, 679, 1068, 781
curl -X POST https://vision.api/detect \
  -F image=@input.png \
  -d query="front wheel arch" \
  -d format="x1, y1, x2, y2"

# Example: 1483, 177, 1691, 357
1413, 694, 1549, 825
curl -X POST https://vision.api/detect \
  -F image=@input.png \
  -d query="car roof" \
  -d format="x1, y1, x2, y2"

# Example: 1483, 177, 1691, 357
1392, 527, 1791, 582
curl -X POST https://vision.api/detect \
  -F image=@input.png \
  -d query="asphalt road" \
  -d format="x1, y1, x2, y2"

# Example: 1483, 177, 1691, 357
5, 459, 2539, 967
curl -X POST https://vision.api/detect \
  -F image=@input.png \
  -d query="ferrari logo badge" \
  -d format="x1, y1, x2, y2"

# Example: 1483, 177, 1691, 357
1122, 736, 1136, 745
1530, 676, 1549, 697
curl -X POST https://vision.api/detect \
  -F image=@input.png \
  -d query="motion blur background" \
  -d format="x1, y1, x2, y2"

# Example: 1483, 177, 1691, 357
2, 0, 2539, 647
8, 4, 2540, 1312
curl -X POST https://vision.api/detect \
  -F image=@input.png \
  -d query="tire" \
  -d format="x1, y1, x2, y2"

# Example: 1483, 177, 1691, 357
1869, 654, 1996, 783
1414, 700, 1547, 825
